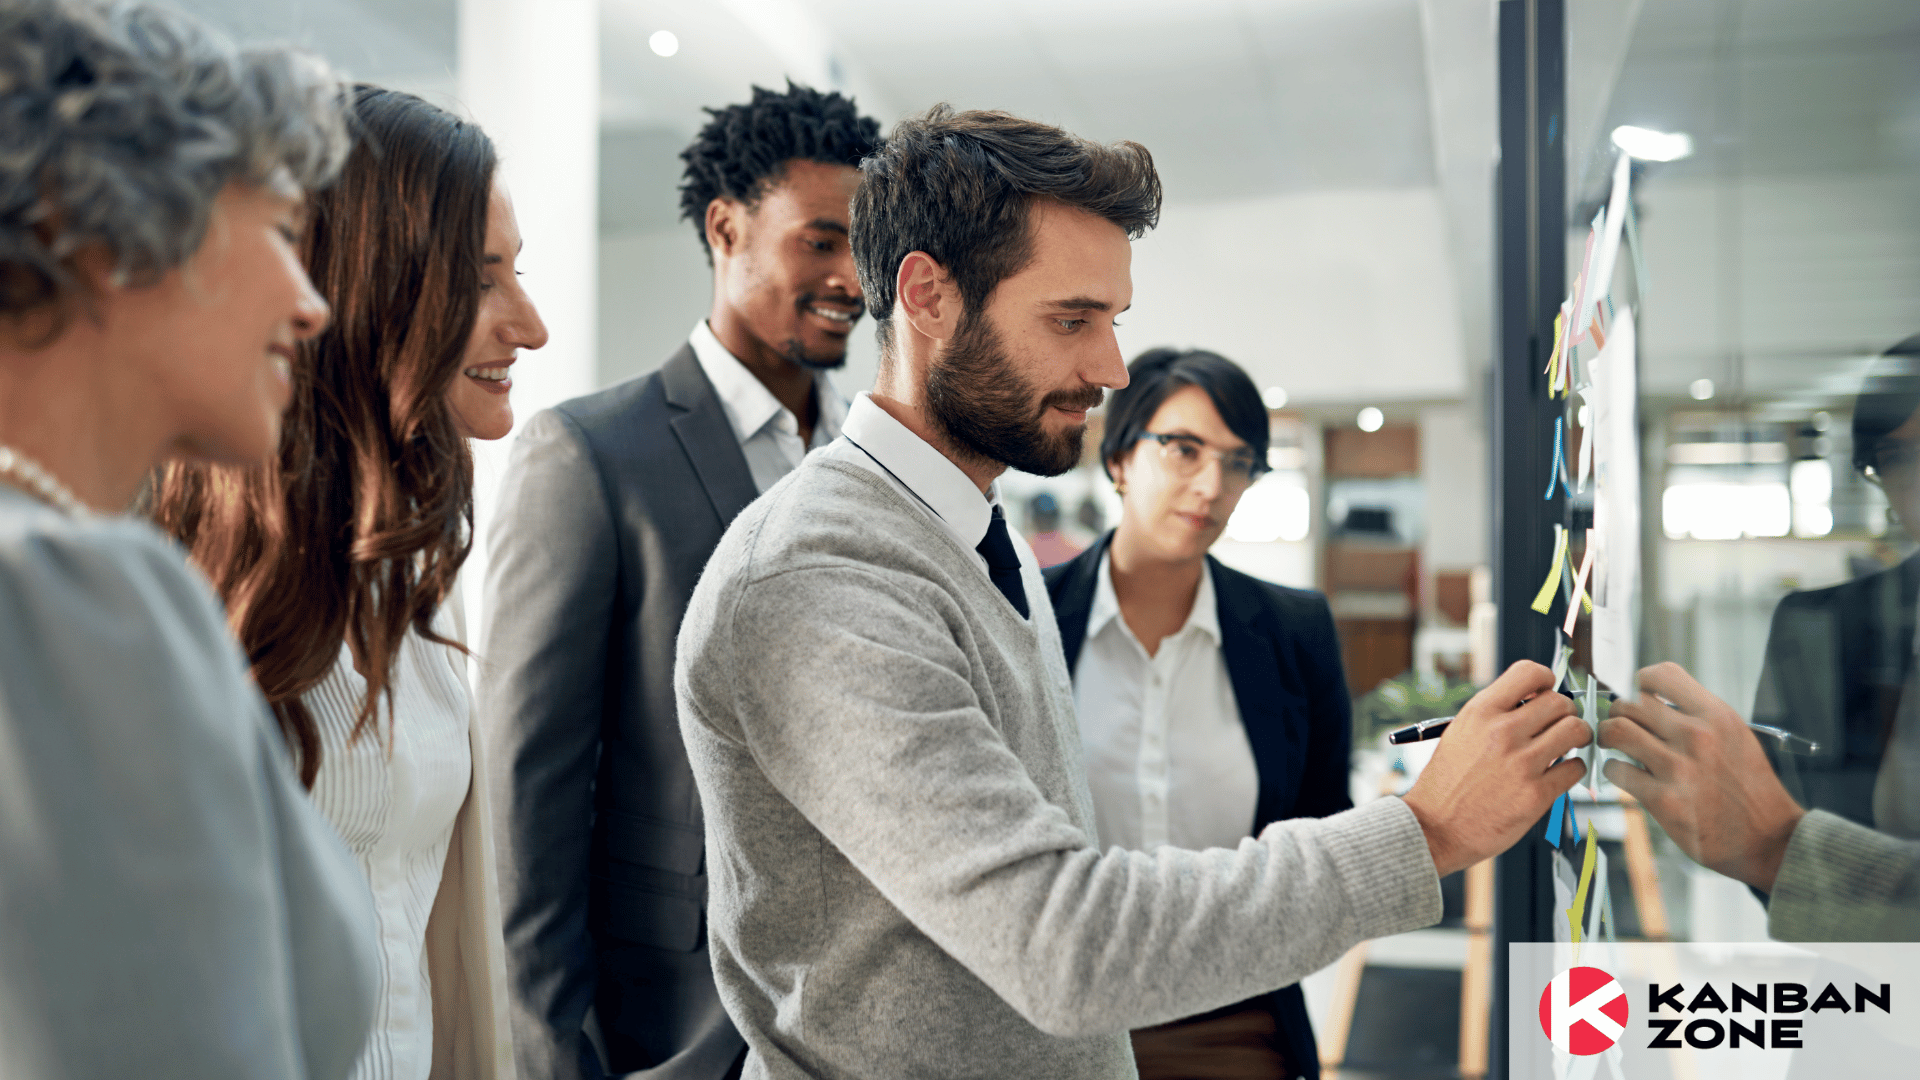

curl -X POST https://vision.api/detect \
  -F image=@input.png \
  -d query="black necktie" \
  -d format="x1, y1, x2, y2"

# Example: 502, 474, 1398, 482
975, 505, 1030, 619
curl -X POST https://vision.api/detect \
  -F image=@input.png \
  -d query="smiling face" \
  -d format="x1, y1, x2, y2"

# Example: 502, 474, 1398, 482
131, 179, 328, 464
923, 200, 1133, 476
709, 158, 865, 370
446, 182, 548, 441
1110, 384, 1255, 561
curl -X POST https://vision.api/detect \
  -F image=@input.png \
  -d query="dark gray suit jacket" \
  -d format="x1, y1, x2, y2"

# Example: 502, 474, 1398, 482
480, 345, 751, 1080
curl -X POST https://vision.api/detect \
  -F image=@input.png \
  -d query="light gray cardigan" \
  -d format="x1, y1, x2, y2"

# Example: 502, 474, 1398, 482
1769, 809, 1920, 941
676, 457, 1442, 1079
0, 486, 378, 1079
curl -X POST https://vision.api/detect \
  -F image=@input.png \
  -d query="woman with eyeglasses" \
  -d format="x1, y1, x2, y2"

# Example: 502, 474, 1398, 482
0, 1, 377, 1075
1042, 348, 1353, 1080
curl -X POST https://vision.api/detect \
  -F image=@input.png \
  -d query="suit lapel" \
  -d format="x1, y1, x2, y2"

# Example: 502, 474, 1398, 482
661, 344, 759, 528
1047, 531, 1112, 675
1212, 558, 1303, 827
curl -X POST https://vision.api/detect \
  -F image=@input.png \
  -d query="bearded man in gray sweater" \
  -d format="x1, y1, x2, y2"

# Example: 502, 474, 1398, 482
674, 105, 1593, 1079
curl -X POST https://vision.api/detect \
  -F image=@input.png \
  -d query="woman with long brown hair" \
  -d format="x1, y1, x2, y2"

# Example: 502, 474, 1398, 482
150, 85, 547, 1080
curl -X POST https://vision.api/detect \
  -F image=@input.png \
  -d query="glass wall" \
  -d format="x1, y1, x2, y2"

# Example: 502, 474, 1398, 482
1560, 0, 1920, 946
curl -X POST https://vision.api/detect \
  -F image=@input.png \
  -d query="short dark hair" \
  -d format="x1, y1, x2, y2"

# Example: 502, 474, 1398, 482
850, 104, 1162, 348
677, 81, 881, 260
1100, 348, 1271, 481
1852, 333, 1920, 474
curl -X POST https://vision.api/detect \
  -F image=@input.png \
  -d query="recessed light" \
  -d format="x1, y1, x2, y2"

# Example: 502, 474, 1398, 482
1611, 125, 1693, 162
1690, 379, 1715, 401
1357, 407, 1384, 432
649, 30, 679, 57
1262, 386, 1288, 410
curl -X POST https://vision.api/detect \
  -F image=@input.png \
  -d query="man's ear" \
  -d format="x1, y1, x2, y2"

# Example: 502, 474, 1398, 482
705, 197, 743, 260
895, 250, 960, 344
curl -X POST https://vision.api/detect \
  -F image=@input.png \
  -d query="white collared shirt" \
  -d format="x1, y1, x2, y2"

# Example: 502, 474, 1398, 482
818, 392, 1030, 582
1073, 550, 1260, 851
689, 320, 848, 494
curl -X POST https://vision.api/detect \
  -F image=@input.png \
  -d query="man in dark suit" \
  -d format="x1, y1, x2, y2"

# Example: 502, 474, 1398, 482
1752, 336, 1920, 829
479, 84, 881, 1080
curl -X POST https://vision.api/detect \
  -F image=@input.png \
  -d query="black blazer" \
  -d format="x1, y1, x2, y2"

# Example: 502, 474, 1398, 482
1752, 552, 1920, 828
1044, 530, 1353, 1080
481, 345, 750, 1080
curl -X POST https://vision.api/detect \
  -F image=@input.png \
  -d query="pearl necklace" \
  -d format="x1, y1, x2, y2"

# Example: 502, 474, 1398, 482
0, 444, 88, 518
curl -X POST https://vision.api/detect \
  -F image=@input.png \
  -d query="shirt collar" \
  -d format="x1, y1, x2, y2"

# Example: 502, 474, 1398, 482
1088, 547, 1222, 647
689, 320, 847, 448
840, 392, 999, 546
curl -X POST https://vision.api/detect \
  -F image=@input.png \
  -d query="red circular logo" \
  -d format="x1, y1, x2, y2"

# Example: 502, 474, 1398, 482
1538, 966, 1629, 1055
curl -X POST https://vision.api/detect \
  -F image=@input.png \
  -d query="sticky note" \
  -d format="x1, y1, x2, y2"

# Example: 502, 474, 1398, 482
1551, 637, 1573, 691
1624, 199, 1649, 295
1543, 417, 1559, 499
1545, 791, 1568, 847
1531, 524, 1567, 614
1563, 532, 1596, 636
1568, 822, 1600, 958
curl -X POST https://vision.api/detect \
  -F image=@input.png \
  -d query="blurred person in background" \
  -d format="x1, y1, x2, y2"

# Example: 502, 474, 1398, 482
1603, 334, 1920, 941
1045, 348, 1351, 1080
150, 86, 545, 1080
0, 2, 378, 1076
480, 83, 881, 1080
1026, 489, 1082, 567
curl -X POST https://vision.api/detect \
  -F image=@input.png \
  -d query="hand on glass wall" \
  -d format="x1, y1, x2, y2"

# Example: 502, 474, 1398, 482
1601, 662, 1807, 892
1402, 660, 1587, 876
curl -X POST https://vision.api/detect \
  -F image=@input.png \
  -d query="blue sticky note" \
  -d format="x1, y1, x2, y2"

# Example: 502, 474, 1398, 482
1545, 792, 1568, 848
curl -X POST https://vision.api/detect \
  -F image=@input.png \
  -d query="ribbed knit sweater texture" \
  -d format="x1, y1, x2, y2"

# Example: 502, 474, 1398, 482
675, 457, 1443, 1080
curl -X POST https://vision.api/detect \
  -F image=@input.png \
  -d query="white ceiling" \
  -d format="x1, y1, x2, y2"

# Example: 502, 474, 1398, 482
1578, 0, 1920, 410
169, 0, 1920, 413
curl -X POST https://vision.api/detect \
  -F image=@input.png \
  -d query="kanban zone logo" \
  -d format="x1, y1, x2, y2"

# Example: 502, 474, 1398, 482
1539, 966, 1629, 1055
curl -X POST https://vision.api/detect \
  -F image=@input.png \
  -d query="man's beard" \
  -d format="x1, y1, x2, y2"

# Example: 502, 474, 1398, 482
780, 292, 863, 371
924, 311, 1103, 477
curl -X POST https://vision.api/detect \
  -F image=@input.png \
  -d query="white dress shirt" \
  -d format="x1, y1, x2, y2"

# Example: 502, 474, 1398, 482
306, 610, 472, 1080
1073, 550, 1261, 852
689, 320, 848, 494
818, 391, 1032, 582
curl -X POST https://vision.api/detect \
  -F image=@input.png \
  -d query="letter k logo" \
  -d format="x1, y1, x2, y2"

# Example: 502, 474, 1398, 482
1539, 966, 1629, 1055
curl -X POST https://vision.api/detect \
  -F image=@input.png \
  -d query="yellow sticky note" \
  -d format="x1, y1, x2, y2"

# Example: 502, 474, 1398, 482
1531, 524, 1567, 615
1568, 823, 1600, 961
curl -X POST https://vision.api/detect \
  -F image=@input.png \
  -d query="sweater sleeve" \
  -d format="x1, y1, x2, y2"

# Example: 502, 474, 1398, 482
1768, 810, 1920, 942
702, 563, 1442, 1037
0, 516, 375, 1079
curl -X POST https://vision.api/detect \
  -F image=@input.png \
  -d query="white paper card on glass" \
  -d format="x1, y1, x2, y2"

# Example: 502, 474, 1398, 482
1577, 153, 1632, 342
1589, 308, 1639, 701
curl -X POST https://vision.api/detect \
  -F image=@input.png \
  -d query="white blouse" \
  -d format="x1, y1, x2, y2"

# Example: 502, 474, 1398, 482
1072, 552, 1261, 852
307, 612, 472, 1080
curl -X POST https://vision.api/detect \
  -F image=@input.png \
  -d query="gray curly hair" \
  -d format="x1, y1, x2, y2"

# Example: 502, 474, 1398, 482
0, 0, 350, 318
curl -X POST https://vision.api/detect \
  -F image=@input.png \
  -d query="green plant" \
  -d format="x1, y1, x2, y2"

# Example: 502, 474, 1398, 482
1354, 669, 1478, 745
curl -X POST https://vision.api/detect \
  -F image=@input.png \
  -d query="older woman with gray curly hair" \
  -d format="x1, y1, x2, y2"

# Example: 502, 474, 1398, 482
0, 1, 379, 1077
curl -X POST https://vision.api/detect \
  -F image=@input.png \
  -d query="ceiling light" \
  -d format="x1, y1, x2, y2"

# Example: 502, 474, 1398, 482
1690, 379, 1715, 401
649, 30, 679, 57
1611, 125, 1693, 162
1261, 386, 1288, 410
1357, 407, 1384, 432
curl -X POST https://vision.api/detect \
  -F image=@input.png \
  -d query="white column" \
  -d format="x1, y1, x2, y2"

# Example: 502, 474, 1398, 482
456, 0, 599, 636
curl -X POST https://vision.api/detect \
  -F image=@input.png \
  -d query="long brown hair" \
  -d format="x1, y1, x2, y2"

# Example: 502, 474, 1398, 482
148, 86, 496, 787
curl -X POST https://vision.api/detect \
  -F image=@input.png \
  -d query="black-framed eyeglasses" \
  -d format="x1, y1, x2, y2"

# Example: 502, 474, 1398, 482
1135, 432, 1266, 486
